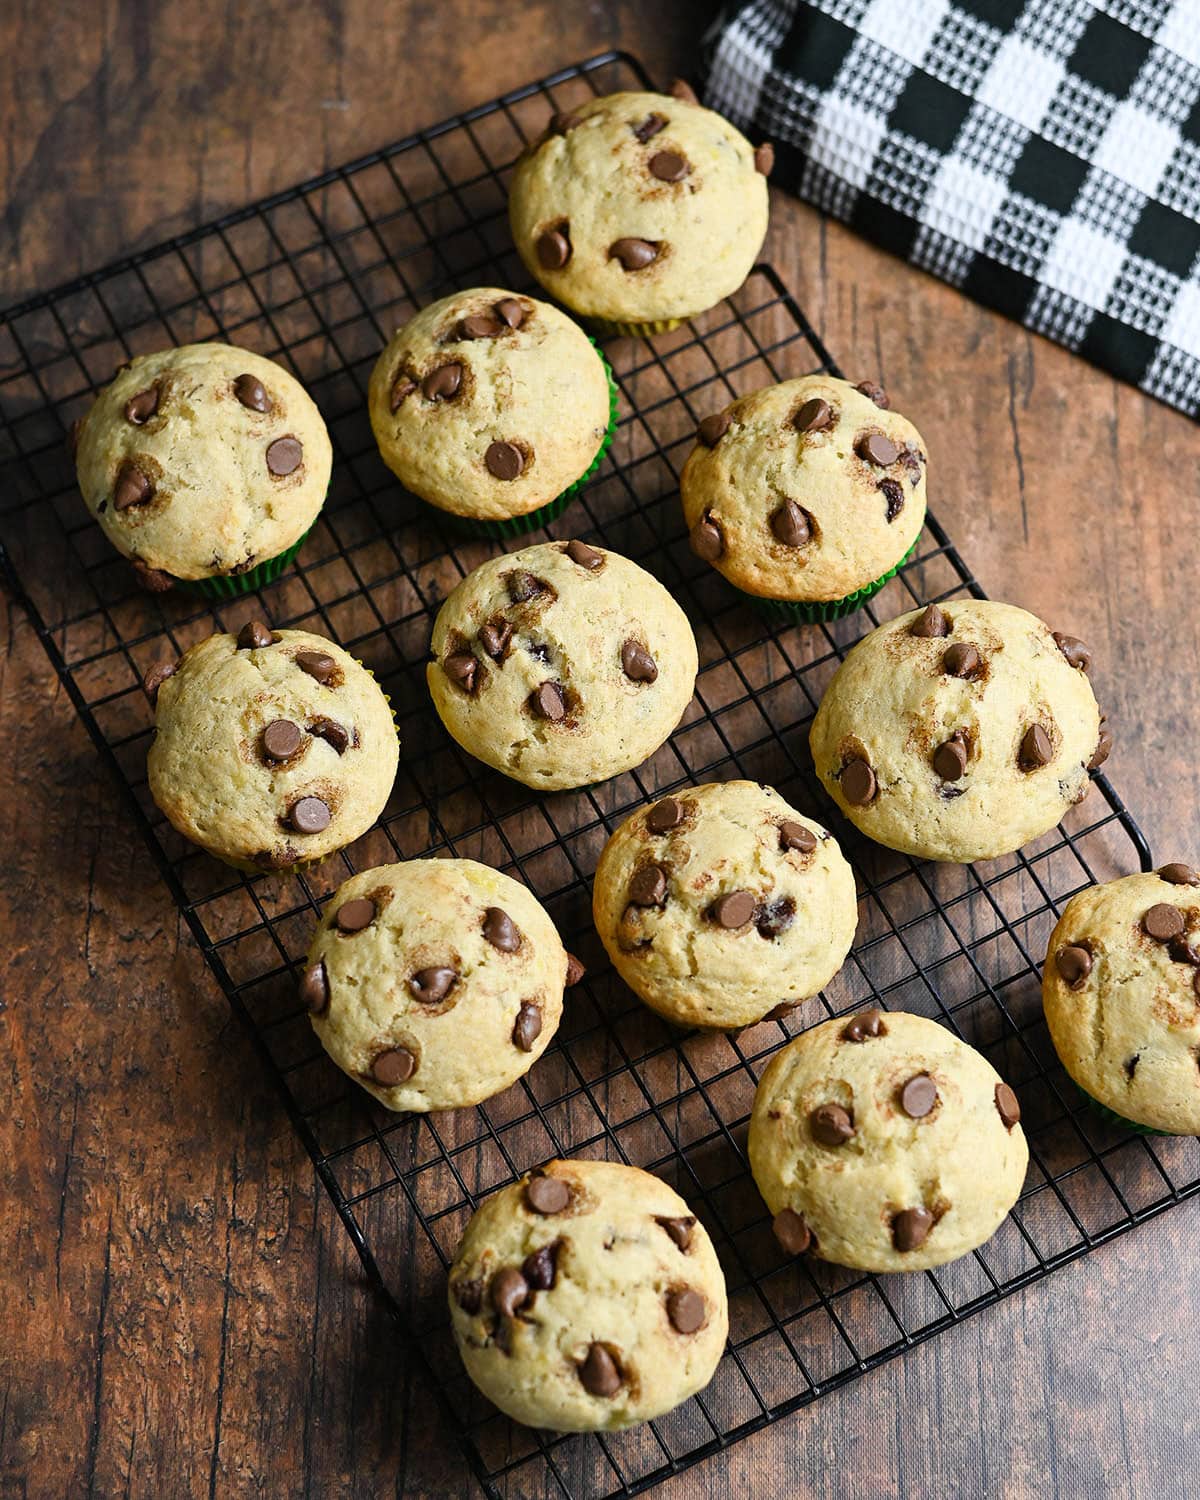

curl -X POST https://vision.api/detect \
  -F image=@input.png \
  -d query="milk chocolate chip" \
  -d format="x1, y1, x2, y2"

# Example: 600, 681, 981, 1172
1019, 724, 1053, 770
484, 907, 521, 953
536, 227, 572, 269
697, 411, 731, 447
124, 386, 159, 425
113, 462, 154, 511
855, 432, 899, 466
754, 142, 775, 175
261, 719, 302, 762
485, 440, 525, 480
578, 1344, 622, 1397
842, 1007, 885, 1042
840, 758, 876, 806
490, 1267, 530, 1319
621, 640, 658, 683
710, 890, 755, 929
690, 512, 724, 561
141, 660, 176, 704
234, 374, 272, 413
995, 1082, 1021, 1130
443, 652, 479, 693
296, 650, 336, 683
771, 500, 811, 546
410, 966, 457, 1004
1160, 864, 1200, 886
656, 1215, 695, 1251
942, 642, 983, 679
911, 604, 950, 638
666, 1289, 706, 1333
512, 1002, 543, 1052
629, 864, 668, 907
335, 898, 376, 934
795, 397, 833, 432
855, 380, 890, 408
900, 1073, 938, 1118
371, 1047, 415, 1085
525, 1175, 571, 1215
810, 1103, 855, 1146
609, 237, 659, 270
298, 959, 329, 1015
422, 363, 463, 401
237, 619, 275, 650
772, 1208, 811, 1255
266, 436, 303, 476
565, 540, 604, 570
1055, 944, 1093, 988
1143, 903, 1185, 942
1052, 632, 1092, 672
933, 734, 968, 781
892, 1207, 934, 1252
649, 150, 688, 181
780, 821, 816, 853
647, 798, 683, 834
289, 796, 330, 834
531, 682, 566, 720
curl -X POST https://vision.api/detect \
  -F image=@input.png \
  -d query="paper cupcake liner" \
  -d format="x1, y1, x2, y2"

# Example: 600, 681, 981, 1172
743, 541, 919, 625
1074, 1083, 1173, 1137
586, 315, 683, 340
438, 343, 619, 541
174, 523, 315, 601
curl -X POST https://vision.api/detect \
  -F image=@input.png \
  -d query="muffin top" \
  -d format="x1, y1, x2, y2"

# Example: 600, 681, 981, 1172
367, 289, 612, 521
1043, 866, 1200, 1134
680, 376, 927, 602
302, 858, 572, 1113
508, 89, 770, 323
146, 625, 397, 870
748, 1010, 1028, 1272
427, 541, 698, 790
448, 1159, 728, 1432
808, 600, 1107, 864
593, 780, 858, 1030
74, 342, 331, 582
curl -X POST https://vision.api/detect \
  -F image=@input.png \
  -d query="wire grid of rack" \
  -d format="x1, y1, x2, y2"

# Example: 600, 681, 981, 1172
2, 48, 1198, 1500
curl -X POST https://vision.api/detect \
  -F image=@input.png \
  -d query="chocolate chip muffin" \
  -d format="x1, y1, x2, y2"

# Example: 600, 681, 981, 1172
448, 1159, 728, 1431
301, 858, 578, 1111
680, 376, 927, 619
592, 780, 857, 1030
508, 85, 771, 335
748, 1010, 1028, 1271
73, 342, 331, 595
427, 540, 698, 790
809, 601, 1109, 863
1043, 866, 1200, 1134
367, 288, 615, 536
146, 623, 397, 871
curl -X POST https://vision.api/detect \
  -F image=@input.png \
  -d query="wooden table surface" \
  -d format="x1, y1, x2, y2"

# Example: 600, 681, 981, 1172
3, 3, 1198, 1496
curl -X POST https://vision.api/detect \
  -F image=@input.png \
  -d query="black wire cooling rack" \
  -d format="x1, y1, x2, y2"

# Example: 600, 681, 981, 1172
2, 48, 1197, 1500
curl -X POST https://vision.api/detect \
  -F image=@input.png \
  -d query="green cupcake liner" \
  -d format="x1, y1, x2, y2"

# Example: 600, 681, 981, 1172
437, 342, 619, 541
1074, 1082, 1173, 1137
743, 541, 919, 625
586, 315, 683, 340
174, 524, 314, 601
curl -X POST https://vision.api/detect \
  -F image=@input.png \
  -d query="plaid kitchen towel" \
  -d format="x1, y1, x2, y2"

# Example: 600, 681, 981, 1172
703, 0, 1200, 416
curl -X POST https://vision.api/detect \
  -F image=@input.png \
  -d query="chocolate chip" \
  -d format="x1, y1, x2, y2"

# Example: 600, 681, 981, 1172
536, 227, 572, 269
113, 462, 154, 511
1055, 944, 1093, 988
234, 374, 272, 413
771, 500, 811, 547
911, 604, 950, 638
1144, 903, 1185, 942
647, 798, 683, 834
141, 660, 176, 704
697, 411, 731, 447
842, 1007, 886, 1042
756, 895, 795, 939
795, 397, 833, 433
900, 1073, 938, 1118
855, 432, 899, 466
485, 440, 525, 480
670, 78, 699, 104
855, 381, 890, 409
780, 821, 816, 853
266, 436, 302, 476
298, 959, 329, 1016
453, 1278, 483, 1315
308, 717, 349, 754
942, 643, 983, 679
526, 1175, 571, 1215
494, 298, 527, 329
531, 682, 566, 720
130, 560, 172, 591
609, 237, 658, 270
656, 1215, 695, 1251
124, 387, 159, 425
459, 313, 505, 340
289, 796, 330, 834
666, 1289, 705, 1333
633, 112, 668, 143
711, 889, 756, 928
1160, 863, 1200, 886
484, 907, 521, 953
548, 108, 583, 135
335, 898, 376, 934
512, 1002, 542, 1052
578, 1344, 622, 1397
1052, 632, 1091, 672
1125, 1054, 1140, 1080
261, 719, 302, 762
523, 1241, 560, 1291
410, 966, 457, 1004
479, 618, 513, 659
371, 1047, 415, 1085
489, 1265, 529, 1319
629, 864, 668, 907
841, 758, 876, 806
422, 363, 463, 401
390, 377, 416, 413
811, 1103, 855, 1146
508, 571, 547, 603
690, 512, 724, 562
295, 650, 336, 683
565, 953, 586, 986
994, 1081, 1021, 1130
237, 620, 275, 650
1089, 721, 1114, 770
566, 540, 604, 570
754, 142, 775, 175
1170, 933, 1200, 965
1019, 724, 1054, 770
933, 735, 968, 781
621, 640, 658, 683
772, 1207, 811, 1255
892, 1207, 934, 1252
764, 1001, 800, 1022
443, 652, 479, 693
880, 478, 904, 521
649, 150, 688, 182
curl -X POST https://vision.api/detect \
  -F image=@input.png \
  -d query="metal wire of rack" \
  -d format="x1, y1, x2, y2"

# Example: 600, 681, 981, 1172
2, 48, 1196, 1500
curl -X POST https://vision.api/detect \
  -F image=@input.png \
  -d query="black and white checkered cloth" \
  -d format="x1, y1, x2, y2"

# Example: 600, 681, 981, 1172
703, 0, 1200, 416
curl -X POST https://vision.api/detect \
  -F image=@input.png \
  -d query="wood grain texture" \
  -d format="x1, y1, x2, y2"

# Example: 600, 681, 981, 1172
2, 2, 1198, 1497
